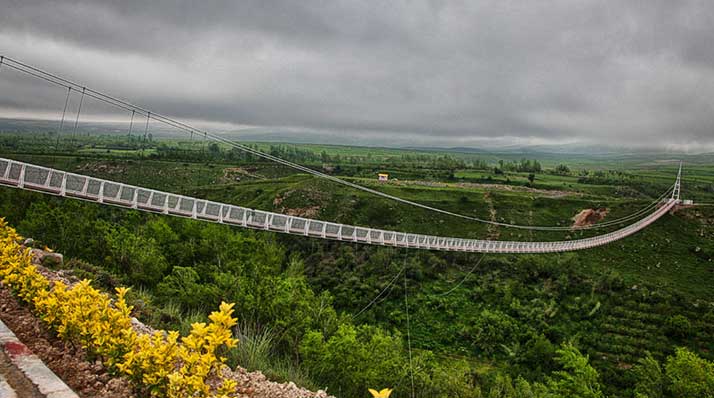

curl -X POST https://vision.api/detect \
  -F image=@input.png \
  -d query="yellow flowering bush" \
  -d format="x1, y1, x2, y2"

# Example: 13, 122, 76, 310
119, 303, 239, 397
0, 218, 239, 397
0, 221, 49, 303
34, 280, 135, 369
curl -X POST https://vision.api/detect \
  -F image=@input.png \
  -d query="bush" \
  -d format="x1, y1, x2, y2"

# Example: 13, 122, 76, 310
104, 226, 169, 287
665, 315, 691, 339
462, 309, 520, 356
632, 352, 663, 398
155, 266, 220, 311
665, 347, 714, 398
300, 324, 407, 397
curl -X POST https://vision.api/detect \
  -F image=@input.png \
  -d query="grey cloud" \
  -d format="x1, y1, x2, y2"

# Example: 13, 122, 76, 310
1, 0, 714, 149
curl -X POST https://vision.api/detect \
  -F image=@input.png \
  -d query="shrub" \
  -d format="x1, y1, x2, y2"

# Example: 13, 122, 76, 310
665, 347, 714, 398
462, 309, 520, 356
665, 315, 691, 339
632, 352, 663, 398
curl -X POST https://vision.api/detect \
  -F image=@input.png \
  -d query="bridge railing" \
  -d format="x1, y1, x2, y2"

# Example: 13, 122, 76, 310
0, 158, 677, 254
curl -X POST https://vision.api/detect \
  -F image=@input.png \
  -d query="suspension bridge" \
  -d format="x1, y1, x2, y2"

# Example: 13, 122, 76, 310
0, 56, 686, 253
0, 157, 682, 253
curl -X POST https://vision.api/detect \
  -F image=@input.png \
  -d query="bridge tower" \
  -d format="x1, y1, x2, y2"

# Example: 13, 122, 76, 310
672, 161, 683, 202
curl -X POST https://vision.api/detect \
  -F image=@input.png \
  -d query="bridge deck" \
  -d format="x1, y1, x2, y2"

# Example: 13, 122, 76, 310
0, 158, 677, 254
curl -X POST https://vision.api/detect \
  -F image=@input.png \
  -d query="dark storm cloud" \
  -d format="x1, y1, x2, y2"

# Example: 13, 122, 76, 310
1, 0, 714, 149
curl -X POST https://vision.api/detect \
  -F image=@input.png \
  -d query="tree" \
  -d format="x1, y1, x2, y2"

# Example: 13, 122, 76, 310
155, 266, 219, 310
554, 164, 571, 175
462, 309, 519, 356
665, 347, 714, 398
485, 374, 543, 398
633, 352, 663, 398
528, 173, 536, 184
18, 200, 109, 260
545, 343, 604, 398
104, 226, 169, 286
300, 324, 409, 398
665, 315, 691, 338
488, 374, 516, 398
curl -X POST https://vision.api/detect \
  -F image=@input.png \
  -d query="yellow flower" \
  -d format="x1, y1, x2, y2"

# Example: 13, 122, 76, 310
369, 388, 393, 398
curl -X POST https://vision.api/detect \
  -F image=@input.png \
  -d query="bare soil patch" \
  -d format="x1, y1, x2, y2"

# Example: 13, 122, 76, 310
273, 189, 324, 218
76, 162, 126, 175
572, 208, 609, 228
222, 167, 265, 182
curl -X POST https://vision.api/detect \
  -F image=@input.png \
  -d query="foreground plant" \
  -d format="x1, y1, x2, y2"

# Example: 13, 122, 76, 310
369, 388, 393, 397
0, 218, 239, 397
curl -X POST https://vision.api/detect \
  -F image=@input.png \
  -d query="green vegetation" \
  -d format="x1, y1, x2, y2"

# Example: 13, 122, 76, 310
0, 132, 713, 397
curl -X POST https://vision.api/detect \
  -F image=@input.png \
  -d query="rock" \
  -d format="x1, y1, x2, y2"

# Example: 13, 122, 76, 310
30, 248, 64, 268
131, 317, 154, 335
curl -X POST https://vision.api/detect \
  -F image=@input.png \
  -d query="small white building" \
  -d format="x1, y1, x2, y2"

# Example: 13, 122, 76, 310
378, 173, 389, 182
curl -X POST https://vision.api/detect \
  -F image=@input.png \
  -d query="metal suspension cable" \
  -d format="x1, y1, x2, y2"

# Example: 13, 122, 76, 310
433, 254, 486, 297
127, 109, 135, 137
71, 87, 85, 139
189, 131, 675, 231
352, 263, 406, 319
58, 87, 71, 133
57, 87, 71, 149
142, 112, 151, 157
403, 270, 415, 398
0, 55, 675, 231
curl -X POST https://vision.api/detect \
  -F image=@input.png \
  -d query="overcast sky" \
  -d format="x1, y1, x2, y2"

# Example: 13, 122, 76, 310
1, 0, 714, 150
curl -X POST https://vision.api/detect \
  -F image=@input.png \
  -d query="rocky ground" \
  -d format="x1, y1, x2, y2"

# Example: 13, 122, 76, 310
0, 288, 134, 398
